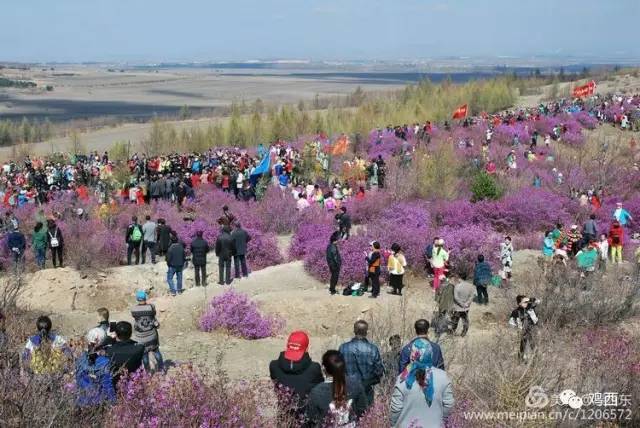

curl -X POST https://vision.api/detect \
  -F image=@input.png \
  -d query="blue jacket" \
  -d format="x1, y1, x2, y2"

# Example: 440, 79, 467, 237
398, 337, 445, 373
473, 261, 492, 286
75, 352, 116, 406
338, 338, 384, 388
6, 231, 26, 254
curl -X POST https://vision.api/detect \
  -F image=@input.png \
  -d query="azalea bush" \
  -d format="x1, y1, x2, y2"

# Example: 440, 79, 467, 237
199, 288, 284, 339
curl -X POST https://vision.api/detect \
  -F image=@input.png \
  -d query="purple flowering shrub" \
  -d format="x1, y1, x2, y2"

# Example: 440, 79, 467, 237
438, 225, 501, 278
255, 185, 301, 234
199, 288, 284, 339
289, 222, 335, 260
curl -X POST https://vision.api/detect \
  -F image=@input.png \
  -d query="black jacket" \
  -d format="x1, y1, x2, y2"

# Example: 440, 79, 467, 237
157, 224, 172, 252
166, 242, 186, 270
269, 352, 324, 409
326, 243, 341, 271
190, 237, 209, 266
231, 227, 251, 256
105, 339, 144, 385
215, 230, 236, 260
306, 376, 368, 427
338, 213, 351, 231
46, 226, 64, 249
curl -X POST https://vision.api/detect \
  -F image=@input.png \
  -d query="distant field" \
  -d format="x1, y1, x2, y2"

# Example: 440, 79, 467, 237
0, 66, 521, 122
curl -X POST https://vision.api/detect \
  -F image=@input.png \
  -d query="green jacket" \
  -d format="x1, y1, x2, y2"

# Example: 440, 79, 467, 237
32, 229, 48, 251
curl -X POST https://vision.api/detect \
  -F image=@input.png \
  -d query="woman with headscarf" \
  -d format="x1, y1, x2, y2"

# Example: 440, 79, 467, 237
390, 338, 454, 427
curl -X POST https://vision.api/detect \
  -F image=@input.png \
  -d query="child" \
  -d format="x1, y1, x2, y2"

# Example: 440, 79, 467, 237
96, 307, 116, 349
598, 234, 609, 271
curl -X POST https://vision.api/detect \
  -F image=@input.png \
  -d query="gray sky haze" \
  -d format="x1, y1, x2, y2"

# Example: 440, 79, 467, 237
2, 0, 639, 62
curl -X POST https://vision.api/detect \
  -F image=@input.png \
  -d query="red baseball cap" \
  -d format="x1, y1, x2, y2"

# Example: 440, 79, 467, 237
284, 331, 309, 362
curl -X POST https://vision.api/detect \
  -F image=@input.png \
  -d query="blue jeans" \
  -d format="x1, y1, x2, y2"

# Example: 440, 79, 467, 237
167, 267, 183, 294
34, 248, 46, 269
142, 349, 164, 372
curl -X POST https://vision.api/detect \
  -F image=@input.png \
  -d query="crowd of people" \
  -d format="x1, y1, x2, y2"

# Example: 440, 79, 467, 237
1, 87, 639, 427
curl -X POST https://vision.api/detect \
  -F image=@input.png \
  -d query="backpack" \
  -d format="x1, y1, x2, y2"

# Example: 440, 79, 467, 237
49, 229, 60, 248
130, 225, 142, 242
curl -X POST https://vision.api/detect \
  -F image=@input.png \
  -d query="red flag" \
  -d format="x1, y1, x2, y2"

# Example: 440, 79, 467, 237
331, 135, 349, 156
452, 104, 468, 119
573, 82, 596, 98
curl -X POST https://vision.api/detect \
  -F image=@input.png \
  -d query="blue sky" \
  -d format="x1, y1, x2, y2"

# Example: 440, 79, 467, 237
2, 0, 639, 62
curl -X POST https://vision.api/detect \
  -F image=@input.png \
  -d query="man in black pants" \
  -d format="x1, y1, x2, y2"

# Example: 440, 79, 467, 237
190, 231, 209, 287
364, 241, 382, 298
47, 219, 64, 268
126, 216, 143, 265
231, 222, 251, 278
215, 226, 235, 285
326, 232, 341, 295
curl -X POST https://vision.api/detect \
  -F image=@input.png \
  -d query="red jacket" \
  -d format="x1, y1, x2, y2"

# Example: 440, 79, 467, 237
608, 224, 624, 246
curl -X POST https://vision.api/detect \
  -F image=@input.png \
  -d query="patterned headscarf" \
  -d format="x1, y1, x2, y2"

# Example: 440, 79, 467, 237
400, 338, 435, 406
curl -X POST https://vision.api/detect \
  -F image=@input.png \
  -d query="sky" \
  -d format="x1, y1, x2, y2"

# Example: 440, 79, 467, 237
2, 0, 639, 63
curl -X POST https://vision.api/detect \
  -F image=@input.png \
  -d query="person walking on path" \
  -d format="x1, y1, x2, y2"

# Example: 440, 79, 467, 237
431, 239, 449, 292
46, 219, 64, 268
390, 338, 454, 428
165, 234, 185, 296
364, 241, 382, 298
338, 320, 384, 406
126, 216, 143, 265
190, 231, 210, 287
450, 277, 475, 337
141, 215, 157, 264
32, 222, 47, 269
215, 226, 236, 285
387, 243, 407, 296
326, 232, 342, 295
472, 254, 492, 305
231, 222, 251, 279
131, 291, 164, 372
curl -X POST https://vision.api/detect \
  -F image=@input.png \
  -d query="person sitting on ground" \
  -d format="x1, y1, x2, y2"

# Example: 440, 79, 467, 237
75, 328, 116, 406
96, 307, 116, 349
131, 291, 164, 372
306, 350, 368, 427
338, 320, 384, 406
472, 254, 492, 305
398, 319, 445, 373
269, 331, 324, 421
390, 338, 454, 428
22, 315, 72, 375
105, 321, 145, 387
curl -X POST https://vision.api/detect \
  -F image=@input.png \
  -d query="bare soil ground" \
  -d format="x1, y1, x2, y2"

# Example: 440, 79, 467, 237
15, 242, 538, 380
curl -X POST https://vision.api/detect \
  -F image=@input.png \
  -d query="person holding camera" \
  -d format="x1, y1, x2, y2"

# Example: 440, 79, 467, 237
508, 296, 540, 361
